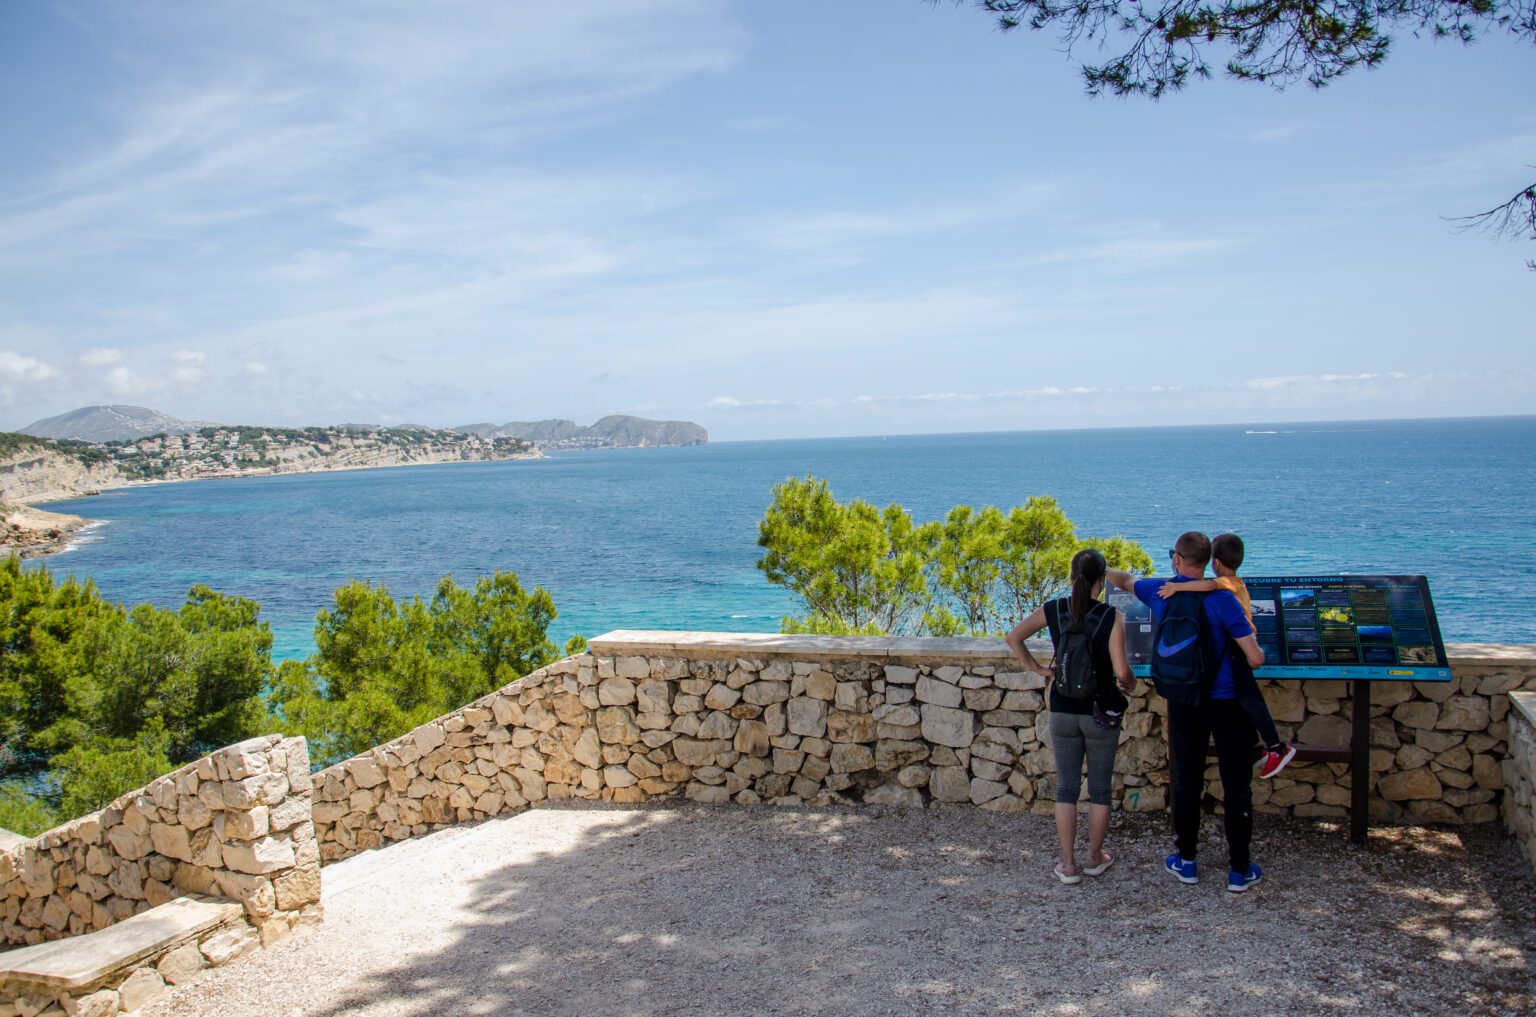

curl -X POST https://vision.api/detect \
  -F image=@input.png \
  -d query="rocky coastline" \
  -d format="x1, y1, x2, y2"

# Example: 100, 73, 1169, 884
0, 503, 92, 558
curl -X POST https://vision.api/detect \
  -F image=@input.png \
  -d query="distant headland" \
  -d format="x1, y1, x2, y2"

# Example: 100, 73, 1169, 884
1, 405, 709, 556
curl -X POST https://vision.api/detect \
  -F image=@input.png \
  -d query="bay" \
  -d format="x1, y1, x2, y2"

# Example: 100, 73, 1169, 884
37, 415, 1536, 659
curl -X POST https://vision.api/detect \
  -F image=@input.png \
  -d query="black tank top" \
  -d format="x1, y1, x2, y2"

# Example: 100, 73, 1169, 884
1044, 598, 1120, 716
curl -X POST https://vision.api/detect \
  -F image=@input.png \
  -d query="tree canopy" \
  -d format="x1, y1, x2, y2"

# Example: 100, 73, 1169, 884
0, 559, 574, 836
757, 476, 1153, 636
961, 0, 1536, 262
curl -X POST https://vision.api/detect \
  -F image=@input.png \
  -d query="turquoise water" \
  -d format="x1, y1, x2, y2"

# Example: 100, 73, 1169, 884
37, 416, 1536, 659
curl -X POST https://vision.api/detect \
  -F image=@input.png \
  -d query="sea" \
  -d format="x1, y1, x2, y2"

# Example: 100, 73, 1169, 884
33, 416, 1536, 660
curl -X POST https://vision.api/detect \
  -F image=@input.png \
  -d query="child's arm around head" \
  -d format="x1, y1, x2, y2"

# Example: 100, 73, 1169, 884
1157, 577, 1218, 600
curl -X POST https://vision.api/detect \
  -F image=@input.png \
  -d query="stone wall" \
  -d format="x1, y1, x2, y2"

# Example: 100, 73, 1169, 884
0, 736, 322, 948
1503, 691, 1536, 872
311, 633, 1536, 863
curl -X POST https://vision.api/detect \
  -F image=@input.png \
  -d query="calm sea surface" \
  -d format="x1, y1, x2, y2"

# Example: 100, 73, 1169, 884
36, 416, 1536, 659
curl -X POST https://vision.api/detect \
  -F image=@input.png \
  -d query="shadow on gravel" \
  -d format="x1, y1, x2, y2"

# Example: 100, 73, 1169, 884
309, 803, 1535, 1017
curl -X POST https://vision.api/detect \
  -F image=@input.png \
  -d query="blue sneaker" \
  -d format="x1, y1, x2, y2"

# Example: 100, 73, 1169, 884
1227, 863, 1264, 893
1165, 852, 1198, 884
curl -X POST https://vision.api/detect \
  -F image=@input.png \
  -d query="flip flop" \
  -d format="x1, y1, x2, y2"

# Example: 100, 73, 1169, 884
1054, 863, 1083, 885
1082, 850, 1115, 877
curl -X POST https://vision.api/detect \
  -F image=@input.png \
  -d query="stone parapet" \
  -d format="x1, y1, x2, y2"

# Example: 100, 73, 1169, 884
1503, 692, 1536, 872
309, 634, 1536, 863
0, 736, 321, 949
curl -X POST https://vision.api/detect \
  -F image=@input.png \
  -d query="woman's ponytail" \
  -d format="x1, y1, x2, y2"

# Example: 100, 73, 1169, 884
1068, 548, 1108, 629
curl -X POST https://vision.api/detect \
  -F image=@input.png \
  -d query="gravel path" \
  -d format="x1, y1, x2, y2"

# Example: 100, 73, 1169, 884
140, 803, 1536, 1017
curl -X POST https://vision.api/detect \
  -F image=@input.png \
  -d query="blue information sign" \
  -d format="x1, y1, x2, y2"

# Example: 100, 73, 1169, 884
1107, 574, 1451, 681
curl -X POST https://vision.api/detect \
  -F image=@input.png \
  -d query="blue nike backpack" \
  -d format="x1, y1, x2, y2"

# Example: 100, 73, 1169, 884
1149, 590, 1212, 706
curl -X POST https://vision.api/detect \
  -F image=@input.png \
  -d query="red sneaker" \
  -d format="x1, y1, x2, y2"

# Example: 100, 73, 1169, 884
1258, 744, 1298, 779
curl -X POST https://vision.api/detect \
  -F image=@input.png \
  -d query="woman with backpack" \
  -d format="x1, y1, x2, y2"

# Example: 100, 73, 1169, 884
1004, 548, 1136, 884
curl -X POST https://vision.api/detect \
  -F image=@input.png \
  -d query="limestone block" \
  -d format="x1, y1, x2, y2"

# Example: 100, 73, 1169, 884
915, 676, 962, 708
763, 702, 788, 738
570, 728, 602, 770
878, 740, 921, 774
106, 825, 152, 862
995, 670, 1045, 691
1296, 714, 1352, 746
1379, 768, 1442, 801
686, 782, 730, 805
805, 670, 837, 700
224, 806, 272, 842
969, 778, 1008, 805
829, 744, 875, 773
734, 721, 771, 757
971, 758, 1010, 782
613, 656, 649, 680
1393, 701, 1439, 729
760, 661, 793, 682
1415, 729, 1463, 754
158, 940, 210, 989
929, 766, 970, 802
834, 682, 864, 712
920, 704, 976, 748
597, 678, 637, 707
672, 738, 720, 767
199, 925, 259, 966
865, 783, 924, 807
1473, 753, 1502, 790
742, 681, 791, 706
827, 711, 876, 744
596, 708, 640, 746
884, 666, 918, 685
960, 688, 1002, 712
801, 755, 831, 781
1122, 785, 1166, 812
1414, 680, 1456, 703
872, 704, 920, 727
349, 757, 386, 790
1396, 745, 1432, 770
118, 967, 167, 1011
703, 684, 741, 711
786, 697, 829, 737
1438, 696, 1490, 732
695, 711, 736, 741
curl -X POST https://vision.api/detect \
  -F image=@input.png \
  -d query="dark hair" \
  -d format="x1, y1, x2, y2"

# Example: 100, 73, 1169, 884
1174, 531, 1212, 569
1068, 548, 1108, 628
1212, 533, 1245, 571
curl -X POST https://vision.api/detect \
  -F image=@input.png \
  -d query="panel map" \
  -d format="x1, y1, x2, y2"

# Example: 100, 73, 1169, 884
1106, 575, 1451, 681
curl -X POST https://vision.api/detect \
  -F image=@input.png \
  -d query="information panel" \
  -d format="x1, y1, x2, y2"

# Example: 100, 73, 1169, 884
1106, 575, 1451, 681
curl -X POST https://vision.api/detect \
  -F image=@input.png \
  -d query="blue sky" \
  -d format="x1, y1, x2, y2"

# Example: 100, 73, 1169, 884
1, 1, 1532, 440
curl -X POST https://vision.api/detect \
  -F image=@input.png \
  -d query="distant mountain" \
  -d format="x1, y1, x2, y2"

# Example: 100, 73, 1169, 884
453, 414, 707, 448
19, 405, 214, 443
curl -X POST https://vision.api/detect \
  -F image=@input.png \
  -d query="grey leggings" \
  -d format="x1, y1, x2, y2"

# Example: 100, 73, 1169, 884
1051, 711, 1121, 806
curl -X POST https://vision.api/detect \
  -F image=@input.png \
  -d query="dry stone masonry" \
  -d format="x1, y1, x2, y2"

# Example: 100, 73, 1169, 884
312, 633, 1536, 863
0, 735, 321, 950
1503, 691, 1536, 872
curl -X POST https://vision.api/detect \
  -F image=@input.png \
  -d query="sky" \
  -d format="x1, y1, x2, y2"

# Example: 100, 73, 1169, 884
1, 1, 1532, 440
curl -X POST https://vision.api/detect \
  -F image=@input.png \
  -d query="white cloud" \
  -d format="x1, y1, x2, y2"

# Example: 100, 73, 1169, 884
78, 347, 124, 368
0, 352, 59, 382
244, 361, 269, 376
170, 350, 207, 365
1249, 123, 1307, 144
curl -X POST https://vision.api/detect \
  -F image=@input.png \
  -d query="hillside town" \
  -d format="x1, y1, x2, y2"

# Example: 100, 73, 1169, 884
107, 425, 535, 482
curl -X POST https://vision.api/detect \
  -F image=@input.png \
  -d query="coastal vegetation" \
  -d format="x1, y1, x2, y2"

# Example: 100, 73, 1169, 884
757, 475, 1152, 636
0, 559, 575, 838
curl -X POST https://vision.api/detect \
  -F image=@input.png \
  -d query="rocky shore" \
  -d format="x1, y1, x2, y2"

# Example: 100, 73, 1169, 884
0, 503, 92, 558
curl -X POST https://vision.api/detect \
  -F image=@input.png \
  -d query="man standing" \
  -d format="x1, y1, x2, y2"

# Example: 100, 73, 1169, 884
1107, 531, 1268, 893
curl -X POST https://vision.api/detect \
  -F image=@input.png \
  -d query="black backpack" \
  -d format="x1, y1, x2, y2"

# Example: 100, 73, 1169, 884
1149, 589, 1213, 706
1051, 600, 1112, 701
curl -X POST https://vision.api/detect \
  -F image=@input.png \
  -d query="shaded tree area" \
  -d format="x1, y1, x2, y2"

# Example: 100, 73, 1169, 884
757, 475, 1153, 637
0, 559, 575, 836
955, 0, 1536, 262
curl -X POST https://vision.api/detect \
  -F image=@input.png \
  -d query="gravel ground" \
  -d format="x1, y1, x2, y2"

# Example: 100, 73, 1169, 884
140, 802, 1536, 1017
